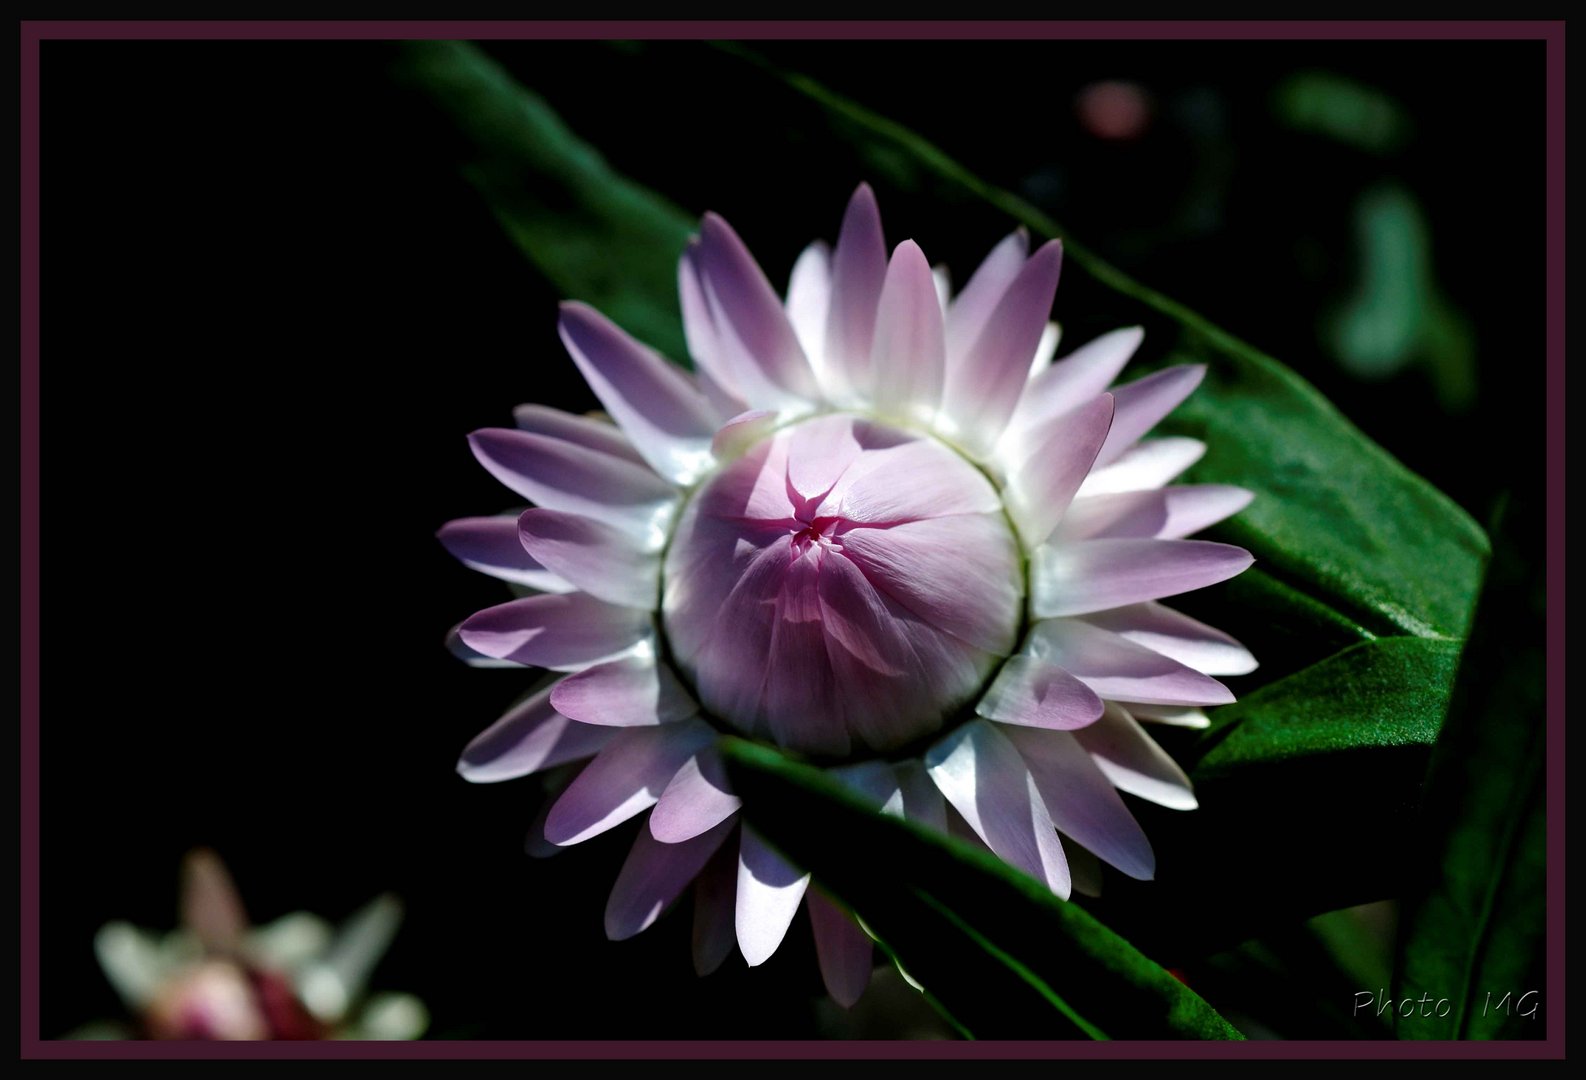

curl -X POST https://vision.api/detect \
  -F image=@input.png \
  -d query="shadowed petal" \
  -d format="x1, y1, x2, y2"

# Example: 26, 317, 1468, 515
1032, 537, 1254, 616
1080, 602, 1259, 676
679, 240, 748, 418
1005, 392, 1115, 545
924, 719, 1071, 897
976, 656, 1105, 730
1077, 437, 1206, 496
469, 427, 676, 535
1005, 326, 1143, 451
1073, 703, 1198, 810
550, 654, 697, 727
650, 747, 742, 843
944, 228, 1027, 363
692, 838, 739, 976
543, 720, 714, 846
558, 302, 720, 484
823, 183, 888, 400
1028, 618, 1234, 706
828, 760, 903, 812
512, 404, 646, 465
736, 827, 812, 967
808, 890, 874, 1008
711, 408, 779, 460
458, 593, 650, 671
894, 759, 947, 833
437, 516, 574, 592
605, 817, 735, 941
1003, 725, 1155, 880
457, 685, 615, 782
1055, 485, 1254, 542
518, 508, 660, 609
1093, 365, 1207, 468
1124, 702, 1211, 728
866, 240, 946, 421
1064, 838, 1105, 898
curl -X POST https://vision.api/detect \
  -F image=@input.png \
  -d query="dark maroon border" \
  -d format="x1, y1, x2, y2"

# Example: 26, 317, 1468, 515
19, 18, 1565, 1061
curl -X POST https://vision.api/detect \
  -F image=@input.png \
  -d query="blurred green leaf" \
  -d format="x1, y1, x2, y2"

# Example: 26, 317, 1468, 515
720, 738, 1243, 1040
1274, 71, 1410, 154
1393, 498, 1546, 1039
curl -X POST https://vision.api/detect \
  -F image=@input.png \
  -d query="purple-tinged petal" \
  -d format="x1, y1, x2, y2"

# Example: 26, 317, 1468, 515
698, 212, 821, 411
437, 516, 574, 592
785, 240, 833, 375
1080, 602, 1258, 676
824, 438, 1003, 522
181, 849, 249, 953
650, 747, 742, 843
518, 508, 659, 609
894, 759, 947, 833
1078, 437, 1206, 496
679, 240, 748, 418
542, 720, 714, 846
1055, 485, 1254, 542
446, 624, 522, 668
1029, 322, 1061, 376
692, 837, 739, 976
525, 765, 582, 858
605, 817, 734, 941
1073, 703, 1198, 810
557, 302, 720, 485
512, 404, 646, 465
976, 656, 1105, 731
549, 654, 696, 727
1028, 618, 1234, 706
924, 719, 1071, 897
736, 826, 811, 967
1002, 725, 1155, 880
458, 593, 650, 671
458, 685, 615, 783
1005, 326, 1144, 450
1032, 537, 1254, 617
469, 428, 676, 535
943, 239, 1063, 454
1093, 365, 1206, 468
1005, 392, 1115, 545
711, 408, 779, 460
866, 240, 946, 421
1123, 702, 1211, 728
762, 547, 854, 756
944, 228, 1028, 363
807, 890, 873, 1008
931, 265, 951, 315
823, 183, 888, 398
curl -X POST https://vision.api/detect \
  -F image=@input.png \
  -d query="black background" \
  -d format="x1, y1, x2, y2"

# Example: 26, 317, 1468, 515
38, 37, 1546, 1039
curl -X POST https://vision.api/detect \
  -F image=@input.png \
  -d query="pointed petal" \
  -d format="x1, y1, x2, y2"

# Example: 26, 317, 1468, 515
827, 760, 903, 812
542, 720, 714, 846
924, 719, 1071, 896
1078, 437, 1206, 496
1032, 537, 1254, 616
865, 239, 945, 421
94, 923, 170, 1007
1073, 703, 1198, 810
437, 516, 574, 592
808, 891, 874, 1007
518, 508, 660, 609
692, 838, 739, 976
469, 427, 676, 535
1094, 365, 1206, 468
785, 239, 833, 370
549, 654, 696, 727
457, 593, 650, 670
1027, 617, 1234, 706
894, 759, 947, 832
736, 826, 811, 966
605, 817, 734, 941
557, 302, 720, 484
1124, 702, 1212, 728
944, 228, 1027, 363
181, 849, 249, 952
698, 212, 821, 410
1005, 391, 1115, 545
320, 895, 404, 1008
511, 404, 646, 465
1080, 602, 1259, 676
446, 623, 525, 668
1030, 322, 1061, 375
931, 265, 951, 315
976, 656, 1105, 730
457, 685, 615, 782
650, 747, 742, 843
1055, 485, 1254, 541
823, 183, 888, 397
679, 240, 748, 417
943, 239, 1063, 453
1006, 326, 1143, 450
1003, 725, 1155, 880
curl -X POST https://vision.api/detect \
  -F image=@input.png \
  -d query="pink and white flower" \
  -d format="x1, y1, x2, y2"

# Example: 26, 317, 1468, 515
441, 185, 1256, 1005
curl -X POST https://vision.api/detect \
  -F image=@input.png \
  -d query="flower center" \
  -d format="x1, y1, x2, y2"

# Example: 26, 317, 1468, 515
662, 413, 1023, 758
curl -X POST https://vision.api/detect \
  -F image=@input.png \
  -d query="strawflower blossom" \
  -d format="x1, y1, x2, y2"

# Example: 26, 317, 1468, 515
80, 850, 427, 1040
440, 185, 1256, 1005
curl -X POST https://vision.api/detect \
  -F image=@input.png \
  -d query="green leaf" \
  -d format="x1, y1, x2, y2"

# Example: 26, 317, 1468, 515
1392, 498, 1546, 1039
720, 737, 1243, 1041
